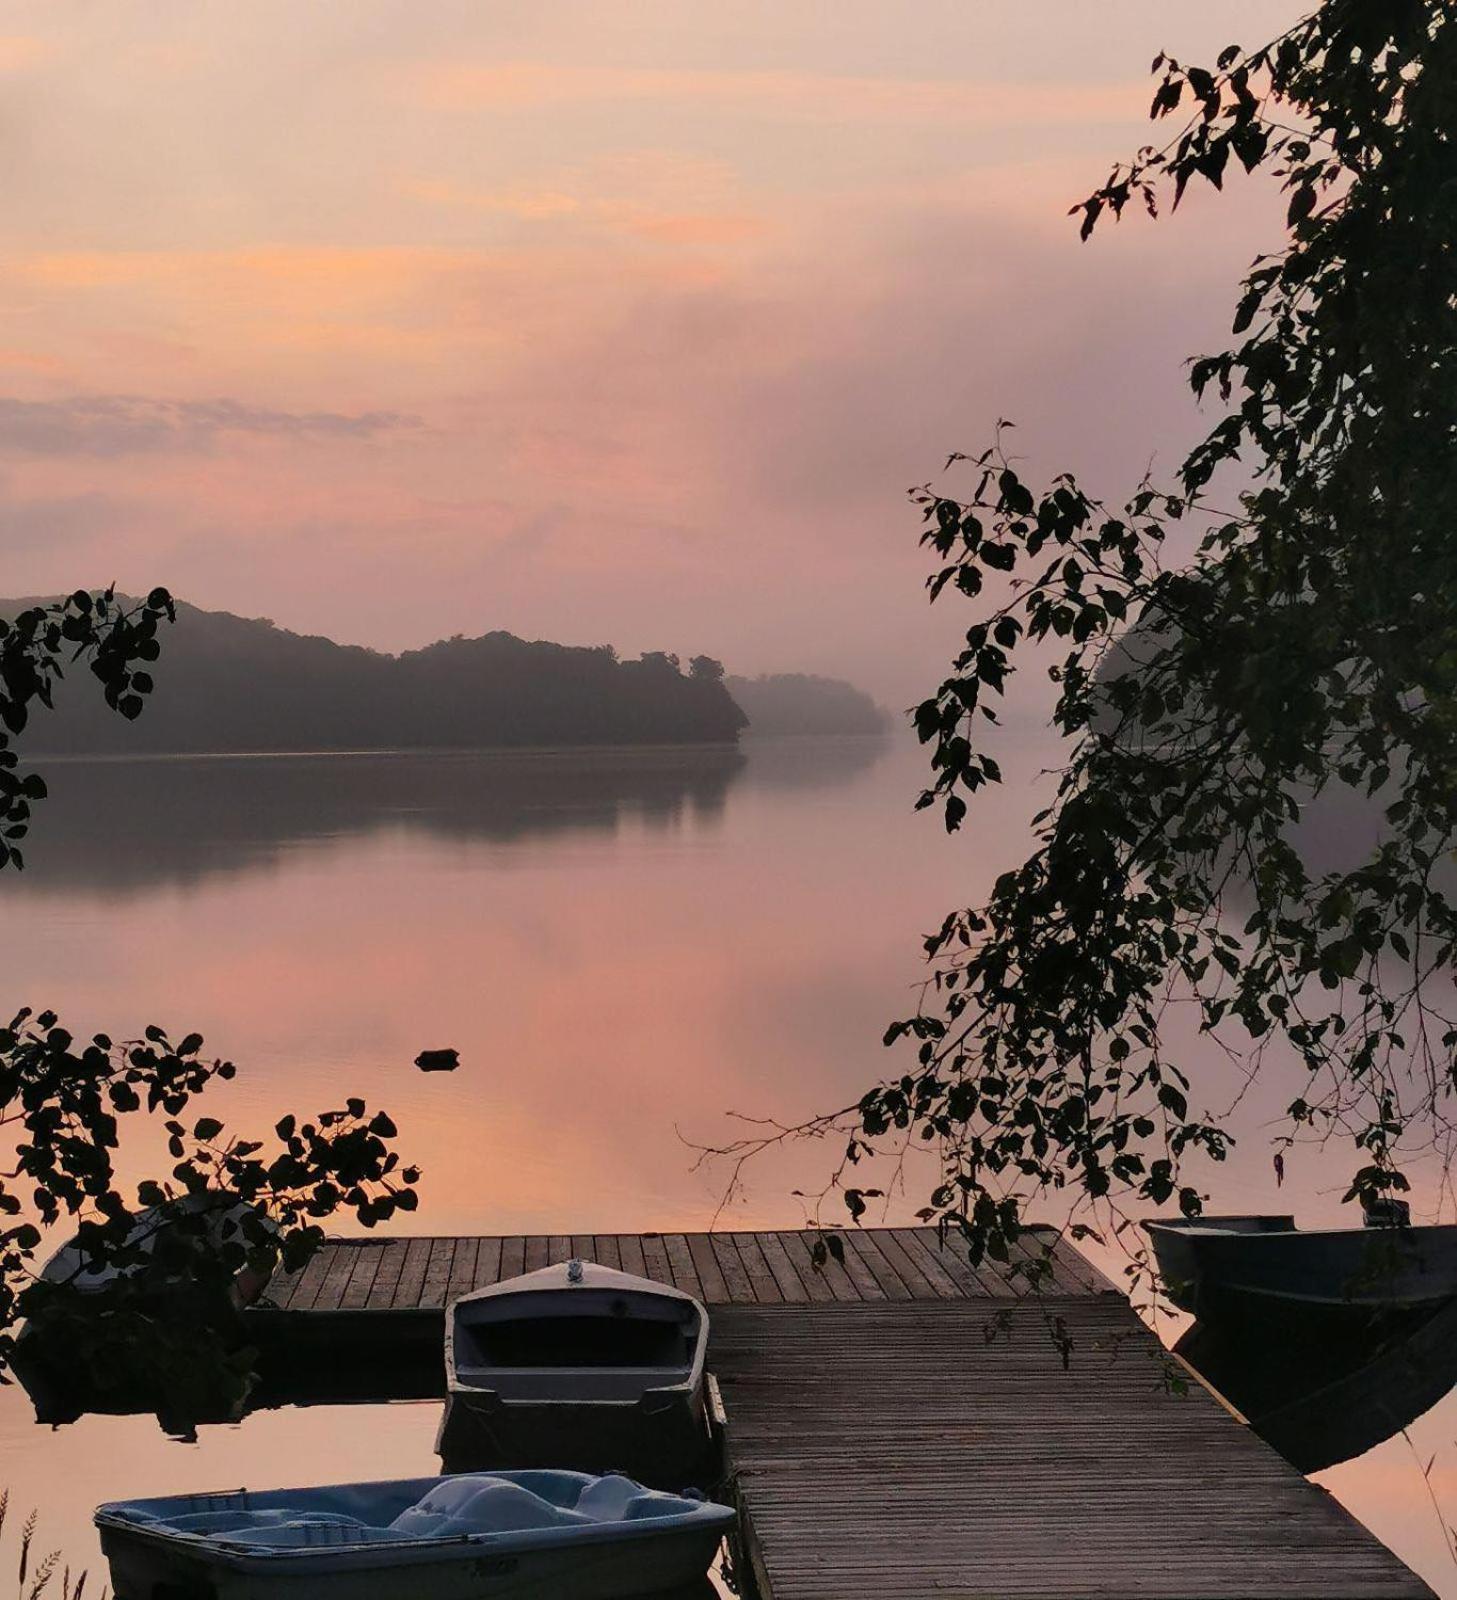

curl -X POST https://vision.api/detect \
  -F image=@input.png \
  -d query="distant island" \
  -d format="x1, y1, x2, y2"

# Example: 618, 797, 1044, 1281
5, 599, 886, 754
726, 674, 888, 737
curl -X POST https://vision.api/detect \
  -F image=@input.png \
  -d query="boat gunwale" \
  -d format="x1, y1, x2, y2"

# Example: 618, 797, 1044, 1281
444, 1262, 710, 1401
1145, 1218, 1452, 1240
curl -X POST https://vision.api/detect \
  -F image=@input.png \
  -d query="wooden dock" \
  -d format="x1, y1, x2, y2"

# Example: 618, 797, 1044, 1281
260, 1227, 1434, 1599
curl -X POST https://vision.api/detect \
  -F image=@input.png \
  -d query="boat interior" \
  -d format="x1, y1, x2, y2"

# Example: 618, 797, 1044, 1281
451, 1288, 701, 1400
102, 1472, 723, 1552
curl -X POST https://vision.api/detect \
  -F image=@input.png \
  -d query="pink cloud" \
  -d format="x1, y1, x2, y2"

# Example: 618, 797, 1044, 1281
400, 60, 1147, 129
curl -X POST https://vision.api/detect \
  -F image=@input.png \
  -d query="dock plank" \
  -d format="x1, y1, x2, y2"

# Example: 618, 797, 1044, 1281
445, 1237, 481, 1304
754, 1232, 809, 1304
707, 1234, 755, 1304
472, 1235, 503, 1293
280, 1241, 338, 1312
820, 1232, 886, 1302
904, 1227, 993, 1298
783, 1230, 857, 1302
337, 1240, 390, 1310
924, 1225, 1021, 1298
592, 1235, 622, 1271
616, 1234, 647, 1278
312, 1240, 363, 1312
874, 1228, 950, 1300
887, 1228, 963, 1298
418, 1237, 457, 1309
715, 1298, 1433, 1600
726, 1234, 782, 1304
661, 1234, 703, 1299
391, 1236, 433, 1308
498, 1236, 526, 1281
639, 1233, 674, 1289
366, 1238, 410, 1309
841, 1230, 913, 1301
686, 1234, 730, 1304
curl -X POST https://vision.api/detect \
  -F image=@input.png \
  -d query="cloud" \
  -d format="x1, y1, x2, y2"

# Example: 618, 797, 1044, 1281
0, 394, 420, 457
400, 178, 584, 220
0, 480, 124, 563
399, 61, 1145, 129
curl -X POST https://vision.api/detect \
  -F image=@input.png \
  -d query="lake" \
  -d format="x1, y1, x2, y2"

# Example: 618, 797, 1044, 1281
1, 733, 1453, 1594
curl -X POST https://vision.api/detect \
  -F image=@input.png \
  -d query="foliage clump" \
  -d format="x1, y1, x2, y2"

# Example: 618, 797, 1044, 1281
0, 591, 419, 1422
834, 1, 1455, 1272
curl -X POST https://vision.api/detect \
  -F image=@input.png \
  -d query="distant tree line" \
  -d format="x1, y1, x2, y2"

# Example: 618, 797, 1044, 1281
5, 601, 747, 753
726, 673, 888, 737
1, 600, 889, 755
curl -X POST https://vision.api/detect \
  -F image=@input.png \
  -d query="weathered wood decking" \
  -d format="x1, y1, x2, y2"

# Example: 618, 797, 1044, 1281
261, 1225, 1111, 1313
260, 1228, 1433, 1599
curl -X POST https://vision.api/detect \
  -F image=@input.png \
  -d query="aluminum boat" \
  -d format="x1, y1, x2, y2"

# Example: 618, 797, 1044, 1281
1145, 1212, 1457, 1321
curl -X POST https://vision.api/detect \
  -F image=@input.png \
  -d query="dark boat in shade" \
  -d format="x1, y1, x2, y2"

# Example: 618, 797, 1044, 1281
1144, 1211, 1457, 1322
14, 1193, 276, 1429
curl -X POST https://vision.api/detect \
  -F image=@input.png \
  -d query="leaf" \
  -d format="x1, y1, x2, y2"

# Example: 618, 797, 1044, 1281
1158, 1085, 1188, 1121
1287, 184, 1317, 226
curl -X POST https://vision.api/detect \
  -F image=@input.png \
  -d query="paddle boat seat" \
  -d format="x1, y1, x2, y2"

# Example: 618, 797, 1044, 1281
107, 1472, 706, 1549
97, 1468, 736, 1598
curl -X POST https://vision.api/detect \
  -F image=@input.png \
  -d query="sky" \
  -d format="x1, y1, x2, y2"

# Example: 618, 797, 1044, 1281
0, 1, 1304, 705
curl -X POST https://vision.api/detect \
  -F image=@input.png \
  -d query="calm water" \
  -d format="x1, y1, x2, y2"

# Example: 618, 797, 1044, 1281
0, 734, 1450, 1592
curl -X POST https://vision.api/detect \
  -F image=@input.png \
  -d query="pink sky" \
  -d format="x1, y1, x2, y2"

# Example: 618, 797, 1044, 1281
1, 1, 1301, 703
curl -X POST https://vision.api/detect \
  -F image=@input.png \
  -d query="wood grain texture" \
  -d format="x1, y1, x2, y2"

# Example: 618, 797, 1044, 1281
282, 1228, 1116, 1312
714, 1299, 1433, 1600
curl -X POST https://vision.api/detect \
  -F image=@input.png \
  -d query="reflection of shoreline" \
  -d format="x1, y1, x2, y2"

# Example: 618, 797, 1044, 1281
7, 736, 888, 897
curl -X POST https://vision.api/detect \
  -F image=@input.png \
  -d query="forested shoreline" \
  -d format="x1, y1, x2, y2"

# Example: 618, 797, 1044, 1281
3, 599, 886, 754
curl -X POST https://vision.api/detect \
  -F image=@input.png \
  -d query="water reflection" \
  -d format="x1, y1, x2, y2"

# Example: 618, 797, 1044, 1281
1181, 1300, 1457, 1474
12, 745, 760, 895
4, 730, 1455, 1594
1, 735, 901, 1589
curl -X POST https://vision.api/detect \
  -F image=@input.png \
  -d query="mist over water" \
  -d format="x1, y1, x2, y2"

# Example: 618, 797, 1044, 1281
2, 733, 1454, 1593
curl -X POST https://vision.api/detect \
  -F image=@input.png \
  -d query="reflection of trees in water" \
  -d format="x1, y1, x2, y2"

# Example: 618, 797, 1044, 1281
736, 732, 891, 792
7, 737, 887, 895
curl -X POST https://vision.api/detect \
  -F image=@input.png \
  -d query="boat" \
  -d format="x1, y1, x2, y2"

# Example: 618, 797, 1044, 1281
1144, 1210, 1457, 1322
34, 1190, 275, 1303
96, 1469, 736, 1600
437, 1259, 711, 1485
14, 1192, 277, 1428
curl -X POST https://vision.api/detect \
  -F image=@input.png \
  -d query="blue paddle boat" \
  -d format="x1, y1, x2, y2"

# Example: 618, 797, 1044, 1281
96, 1469, 735, 1599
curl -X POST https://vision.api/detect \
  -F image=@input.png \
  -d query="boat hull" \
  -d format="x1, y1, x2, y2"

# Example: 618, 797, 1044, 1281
437, 1389, 712, 1487
101, 1520, 723, 1600
1146, 1216, 1457, 1322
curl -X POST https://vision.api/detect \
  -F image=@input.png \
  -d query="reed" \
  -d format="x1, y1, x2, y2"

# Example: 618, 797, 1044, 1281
0, 1496, 103, 1600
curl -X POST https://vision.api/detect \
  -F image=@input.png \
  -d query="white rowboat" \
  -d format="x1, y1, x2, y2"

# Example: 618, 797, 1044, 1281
437, 1260, 711, 1484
